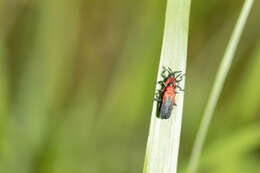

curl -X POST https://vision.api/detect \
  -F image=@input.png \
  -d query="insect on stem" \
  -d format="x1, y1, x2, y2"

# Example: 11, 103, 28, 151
155, 66, 185, 119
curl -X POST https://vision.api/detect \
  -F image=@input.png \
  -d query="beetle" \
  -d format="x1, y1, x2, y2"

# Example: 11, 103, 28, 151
154, 67, 184, 119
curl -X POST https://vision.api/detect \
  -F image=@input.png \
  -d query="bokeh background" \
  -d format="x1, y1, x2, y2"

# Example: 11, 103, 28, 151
0, 0, 259, 173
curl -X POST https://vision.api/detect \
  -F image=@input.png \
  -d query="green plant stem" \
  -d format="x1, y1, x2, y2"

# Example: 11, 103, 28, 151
143, 0, 191, 173
187, 1, 254, 173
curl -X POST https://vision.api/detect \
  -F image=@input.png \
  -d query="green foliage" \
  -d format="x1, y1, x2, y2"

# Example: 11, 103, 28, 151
187, 1, 254, 173
0, 0, 259, 173
143, 0, 190, 172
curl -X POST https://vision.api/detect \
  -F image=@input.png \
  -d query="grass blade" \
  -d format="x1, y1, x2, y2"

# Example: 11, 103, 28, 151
143, 0, 191, 172
187, 1, 255, 173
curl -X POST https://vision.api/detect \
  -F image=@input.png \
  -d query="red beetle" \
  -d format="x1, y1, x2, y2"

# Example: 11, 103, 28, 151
155, 67, 184, 119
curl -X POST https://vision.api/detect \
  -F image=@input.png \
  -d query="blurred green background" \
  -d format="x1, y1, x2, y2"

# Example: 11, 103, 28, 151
0, 0, 259, 173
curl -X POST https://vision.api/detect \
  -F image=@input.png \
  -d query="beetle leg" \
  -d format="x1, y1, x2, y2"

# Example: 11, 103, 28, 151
174, 73, 183, 80
162, 66, 167, 71
155, 92, 161, 97
156, 81, 164, 86
154, 94, 160, 100
154, 98, 162, 102
176, 74, 185, 82
161, 66, 167, 76
168, 67, 174, 74
173, 71, 182, 77
156, 90, 163, 96
162, 83, 167, 87
157, 89, 164, 92
162, 66, 172, 75
176, 85, 184, 91
157, 81, 164, 84
161, 70, 167, 78
158, 81, 166, 88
